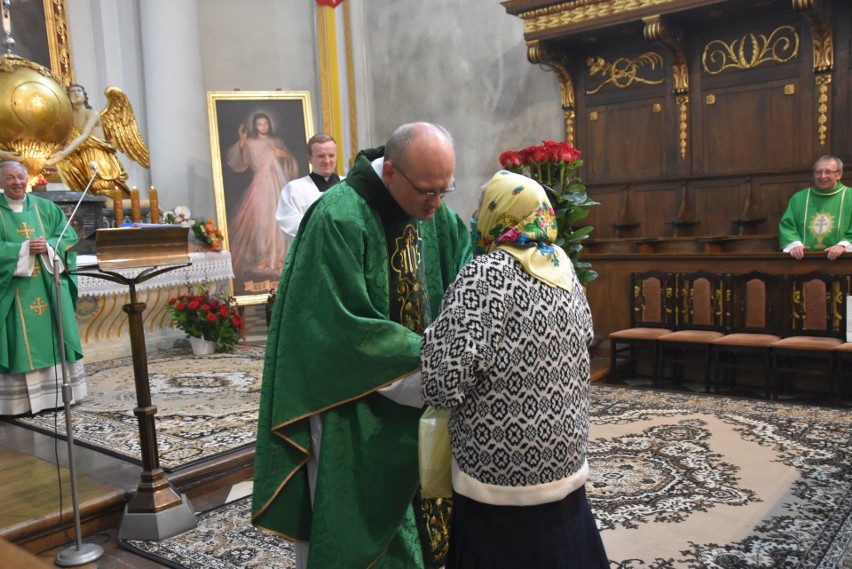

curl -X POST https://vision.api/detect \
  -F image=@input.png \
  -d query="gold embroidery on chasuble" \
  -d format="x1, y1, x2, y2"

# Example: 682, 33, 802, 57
809, 210, 835, 250
390, 223, 427, 333
16, 222, 36, 239
32, 262, 42, 277
29, 297, 49, 316
14, 289, 35, 369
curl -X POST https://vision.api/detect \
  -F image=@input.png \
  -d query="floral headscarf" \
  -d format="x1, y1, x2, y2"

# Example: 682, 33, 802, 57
472, 170, 574, 291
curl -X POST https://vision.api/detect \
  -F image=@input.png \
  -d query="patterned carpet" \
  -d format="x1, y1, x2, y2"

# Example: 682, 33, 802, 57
121, 385, 852, 568
11, 345, 265, 471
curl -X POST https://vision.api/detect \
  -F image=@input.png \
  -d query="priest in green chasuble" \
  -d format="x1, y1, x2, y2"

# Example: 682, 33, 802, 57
252, 123, 471, 568
780, 155, 850, 260
0, 161, 86, 416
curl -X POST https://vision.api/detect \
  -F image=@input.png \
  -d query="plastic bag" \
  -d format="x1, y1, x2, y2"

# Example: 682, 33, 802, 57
418, 406, 452, 499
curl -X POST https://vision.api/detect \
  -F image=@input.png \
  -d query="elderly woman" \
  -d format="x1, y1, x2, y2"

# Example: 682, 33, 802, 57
420, 170, 608, 568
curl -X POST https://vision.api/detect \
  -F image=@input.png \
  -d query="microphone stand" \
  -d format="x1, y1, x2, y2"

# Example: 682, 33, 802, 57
51, 166, 104, 567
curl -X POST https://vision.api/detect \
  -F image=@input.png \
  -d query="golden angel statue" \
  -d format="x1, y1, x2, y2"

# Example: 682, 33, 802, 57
46, 84, 150, 198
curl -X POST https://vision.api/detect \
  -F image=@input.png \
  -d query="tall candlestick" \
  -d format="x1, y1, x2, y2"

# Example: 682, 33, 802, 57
130, 187, 141, 222
113, 190, 124, 227
148, 187, 159, 223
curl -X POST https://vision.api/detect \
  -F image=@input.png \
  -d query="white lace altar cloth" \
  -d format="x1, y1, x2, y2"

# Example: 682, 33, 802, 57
76, 251, 234, 297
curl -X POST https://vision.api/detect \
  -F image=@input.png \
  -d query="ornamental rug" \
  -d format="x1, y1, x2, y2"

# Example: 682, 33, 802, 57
119, 385, 851, 569
11, 346, 265, 471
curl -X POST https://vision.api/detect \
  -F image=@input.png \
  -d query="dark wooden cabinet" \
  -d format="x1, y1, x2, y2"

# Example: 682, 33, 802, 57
504, 0, 852, 352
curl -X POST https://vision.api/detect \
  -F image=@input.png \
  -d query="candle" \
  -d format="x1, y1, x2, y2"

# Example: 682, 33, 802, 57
130, 187, 141, 222
113, 190, 124, 227
148, 187, 159, 223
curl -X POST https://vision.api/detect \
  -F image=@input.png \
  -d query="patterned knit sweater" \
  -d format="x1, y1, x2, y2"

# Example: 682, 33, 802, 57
421, 250, 594, 506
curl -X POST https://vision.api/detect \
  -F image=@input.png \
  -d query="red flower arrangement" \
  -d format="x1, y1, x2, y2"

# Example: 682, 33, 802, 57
166, 285, 243, 350
498, 140, 598, 284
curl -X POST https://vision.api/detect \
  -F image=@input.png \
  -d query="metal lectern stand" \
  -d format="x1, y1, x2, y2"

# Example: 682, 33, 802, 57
72, 226, 198, 540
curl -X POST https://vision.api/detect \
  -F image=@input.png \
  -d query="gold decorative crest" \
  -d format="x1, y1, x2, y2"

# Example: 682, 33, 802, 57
586, 52, 664, 95
702, 25, 799, 75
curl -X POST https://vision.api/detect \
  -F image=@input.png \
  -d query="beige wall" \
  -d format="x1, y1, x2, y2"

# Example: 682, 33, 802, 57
65, 0, 562, 223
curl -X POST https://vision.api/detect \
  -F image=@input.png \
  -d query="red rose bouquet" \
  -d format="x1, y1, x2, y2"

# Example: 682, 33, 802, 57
498, 140, 598, 284
166, 284, 244, 350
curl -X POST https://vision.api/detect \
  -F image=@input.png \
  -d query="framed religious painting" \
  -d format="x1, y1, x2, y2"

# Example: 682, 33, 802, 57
207, 90, 314, 305
6, 0, 74, 86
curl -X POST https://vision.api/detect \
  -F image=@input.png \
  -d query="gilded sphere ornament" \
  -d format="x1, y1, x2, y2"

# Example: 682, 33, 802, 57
0, 55, 73, 173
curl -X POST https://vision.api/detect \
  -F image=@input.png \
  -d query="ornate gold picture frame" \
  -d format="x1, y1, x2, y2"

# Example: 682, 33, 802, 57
207, 90, 314, 305
7, 0, 74, 86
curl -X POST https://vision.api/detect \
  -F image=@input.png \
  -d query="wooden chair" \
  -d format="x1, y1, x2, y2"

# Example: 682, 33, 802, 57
711, 272, 783, 399
770, 272, 848, 400
608, 271, 676, 382
656, 271, 727, 390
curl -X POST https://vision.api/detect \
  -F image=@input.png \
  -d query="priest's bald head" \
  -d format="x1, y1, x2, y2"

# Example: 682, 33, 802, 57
382, 122, 456, 221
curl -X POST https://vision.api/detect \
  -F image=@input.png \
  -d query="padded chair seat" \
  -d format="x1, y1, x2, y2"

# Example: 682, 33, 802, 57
833, 342, 852, 352
713, 333, 781, 348
609, 327, 673, 340
659, 330, 724, 343
772, 336, 843, 350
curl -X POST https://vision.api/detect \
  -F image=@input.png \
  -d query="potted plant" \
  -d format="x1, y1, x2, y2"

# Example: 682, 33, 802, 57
166, 284, 244, 353
498, 140, 598, 284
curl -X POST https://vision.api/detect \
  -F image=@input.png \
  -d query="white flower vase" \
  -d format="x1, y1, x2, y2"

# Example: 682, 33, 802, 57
189, 336, 217, 355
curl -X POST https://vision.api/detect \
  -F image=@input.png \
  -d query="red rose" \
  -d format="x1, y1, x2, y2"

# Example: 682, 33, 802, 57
499, 150, 522, 169
219, 307, 228, 317
231, 316, 242, 328
168, 298, 177, 305
188, 300, 200, 310
206, 312, 217, 322
174, 302, 185, 311
527, 145, 549, 164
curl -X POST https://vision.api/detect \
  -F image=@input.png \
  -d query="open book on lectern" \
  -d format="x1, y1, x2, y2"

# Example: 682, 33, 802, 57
70, 225, 190, 271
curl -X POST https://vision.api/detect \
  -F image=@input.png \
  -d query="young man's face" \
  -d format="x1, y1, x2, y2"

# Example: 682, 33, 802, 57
308, 141, 337, 178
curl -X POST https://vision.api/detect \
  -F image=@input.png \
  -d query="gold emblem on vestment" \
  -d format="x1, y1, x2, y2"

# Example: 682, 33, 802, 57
809, 210, 834, 250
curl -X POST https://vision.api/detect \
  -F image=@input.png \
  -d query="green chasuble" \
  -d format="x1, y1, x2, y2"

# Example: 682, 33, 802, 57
0, 194, 82, 374
779, 183, 852, 250
252, 147, 472, 568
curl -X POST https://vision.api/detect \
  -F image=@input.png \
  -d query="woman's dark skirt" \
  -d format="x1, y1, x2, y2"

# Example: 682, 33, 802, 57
446, 485, 609, 569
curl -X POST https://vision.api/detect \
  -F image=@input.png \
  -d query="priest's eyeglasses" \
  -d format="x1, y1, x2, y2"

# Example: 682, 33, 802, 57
394, 164, 456, 198
813, 169, 841, 175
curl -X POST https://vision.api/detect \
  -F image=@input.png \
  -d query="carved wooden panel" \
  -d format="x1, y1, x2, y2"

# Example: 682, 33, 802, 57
633, 186, 678, 238
583, 99, 667, 183
697, 78, 810, 174
689, 181, 742, 236
583, 186, 621, 239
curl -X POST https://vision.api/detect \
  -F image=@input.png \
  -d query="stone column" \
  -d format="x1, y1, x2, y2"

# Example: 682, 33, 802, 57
139, 0, 212, 216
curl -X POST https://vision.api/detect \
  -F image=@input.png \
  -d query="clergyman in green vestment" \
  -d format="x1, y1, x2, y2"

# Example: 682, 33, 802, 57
0, 161, 86, 416
252, 123, 472, 568
779, 155, 850, 261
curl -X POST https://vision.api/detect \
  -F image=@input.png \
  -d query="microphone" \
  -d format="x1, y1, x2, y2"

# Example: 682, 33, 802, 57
55, 161, 100, 260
